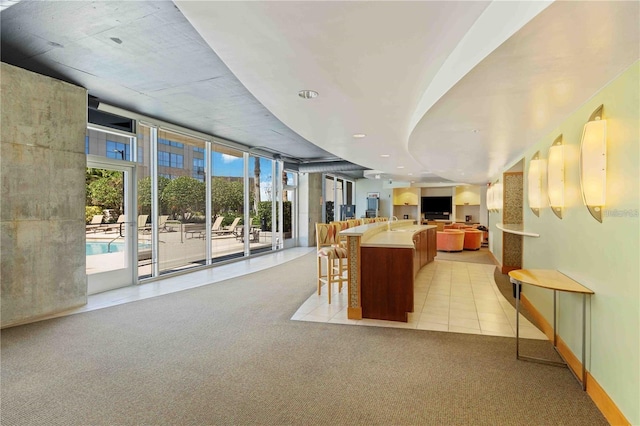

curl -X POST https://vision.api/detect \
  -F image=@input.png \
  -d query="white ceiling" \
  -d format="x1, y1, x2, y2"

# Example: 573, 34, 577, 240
176, 1, 639, 185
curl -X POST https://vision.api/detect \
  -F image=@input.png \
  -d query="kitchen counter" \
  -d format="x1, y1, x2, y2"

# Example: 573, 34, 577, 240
342, 221, 437, 322
361, 224, 434, 248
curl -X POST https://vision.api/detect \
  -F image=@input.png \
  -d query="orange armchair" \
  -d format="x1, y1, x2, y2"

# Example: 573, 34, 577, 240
436, 230, 464, 252
463, 229, 483, 250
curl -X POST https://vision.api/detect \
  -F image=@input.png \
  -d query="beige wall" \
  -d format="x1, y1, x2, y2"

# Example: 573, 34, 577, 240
1, 63, 88, 327
355, 178, 393, 218
492, 62, 639, 424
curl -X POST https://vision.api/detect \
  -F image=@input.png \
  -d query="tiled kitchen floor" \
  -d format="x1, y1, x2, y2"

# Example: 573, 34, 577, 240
291, 258, 547, 340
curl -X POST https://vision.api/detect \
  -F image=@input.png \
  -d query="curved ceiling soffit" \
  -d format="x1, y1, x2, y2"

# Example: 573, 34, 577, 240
405, 1, 553, 185
407, 1, 552, 132
408, 0, 640, 184
174, 1, 490, 181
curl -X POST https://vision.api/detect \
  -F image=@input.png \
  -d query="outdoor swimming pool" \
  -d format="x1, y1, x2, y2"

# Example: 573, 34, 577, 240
86, 242, 150, 256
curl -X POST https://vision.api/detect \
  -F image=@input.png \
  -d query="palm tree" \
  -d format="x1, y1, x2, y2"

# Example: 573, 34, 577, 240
253, 157, 261, 214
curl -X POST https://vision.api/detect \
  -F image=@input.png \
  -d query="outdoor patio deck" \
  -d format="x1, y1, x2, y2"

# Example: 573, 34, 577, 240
86, 226, 275, 276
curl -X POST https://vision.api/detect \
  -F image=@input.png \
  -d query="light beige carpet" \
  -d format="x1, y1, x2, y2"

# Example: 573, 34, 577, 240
0, 253, 606, 425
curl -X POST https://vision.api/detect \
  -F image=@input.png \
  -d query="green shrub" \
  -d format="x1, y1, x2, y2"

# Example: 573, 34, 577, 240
257, 201, 291, 232
85, 206, 103, 223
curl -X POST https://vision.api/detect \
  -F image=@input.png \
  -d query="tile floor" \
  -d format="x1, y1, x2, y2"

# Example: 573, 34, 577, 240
291, 258, 547, 340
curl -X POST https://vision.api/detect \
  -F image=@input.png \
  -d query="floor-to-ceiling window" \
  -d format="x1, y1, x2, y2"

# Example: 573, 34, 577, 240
136, 125, 153, 278
247, 154, 274, 254
211, 144, 246, 261
153, 129, 207, 274
282, 170, 297, 248
87, 109, 300, 283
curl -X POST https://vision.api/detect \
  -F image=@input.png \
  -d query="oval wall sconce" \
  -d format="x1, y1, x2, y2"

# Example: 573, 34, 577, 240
580, 105, 606, 223
494, 182, 503, 212
528, 151, 542, 216
487, 182, 502, 212
547, 135, 565, 219
487, 184, 495, 211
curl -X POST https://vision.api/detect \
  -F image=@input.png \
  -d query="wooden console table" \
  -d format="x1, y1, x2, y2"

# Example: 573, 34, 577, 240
508, 269, 594, 390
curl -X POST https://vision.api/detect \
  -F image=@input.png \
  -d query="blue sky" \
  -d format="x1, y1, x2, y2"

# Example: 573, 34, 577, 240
213, 154, 277, 200
212, 153, 273, 183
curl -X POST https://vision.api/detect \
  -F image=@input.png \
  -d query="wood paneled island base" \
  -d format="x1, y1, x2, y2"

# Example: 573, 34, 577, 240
342, 221, 436, 322
361, 247, 414, 322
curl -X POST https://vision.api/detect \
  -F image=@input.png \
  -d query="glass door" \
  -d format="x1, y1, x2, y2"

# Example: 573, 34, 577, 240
86, 156, 137, 294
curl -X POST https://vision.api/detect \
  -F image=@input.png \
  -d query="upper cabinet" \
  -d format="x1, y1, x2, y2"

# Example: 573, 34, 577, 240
393, 187, 420, 205
454, 186, 481, 205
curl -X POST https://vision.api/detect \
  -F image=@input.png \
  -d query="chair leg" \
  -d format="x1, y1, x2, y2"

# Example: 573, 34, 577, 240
335, 257, 348, 293
326, 256, 332, 304
317, 256, 322, 295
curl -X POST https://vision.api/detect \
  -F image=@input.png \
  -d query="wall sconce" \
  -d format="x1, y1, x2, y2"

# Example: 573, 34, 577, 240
547, 135, 564, 219
580, 105, 606, 222
487, 183, 497, 211
528, 151, 542, 216
488, 182, 503, 212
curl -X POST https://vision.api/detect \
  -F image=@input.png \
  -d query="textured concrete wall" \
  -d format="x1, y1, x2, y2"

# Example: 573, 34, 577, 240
1, 63, 87, 327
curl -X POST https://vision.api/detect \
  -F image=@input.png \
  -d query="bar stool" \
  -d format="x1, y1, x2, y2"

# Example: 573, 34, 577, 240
316, 223, 348, 304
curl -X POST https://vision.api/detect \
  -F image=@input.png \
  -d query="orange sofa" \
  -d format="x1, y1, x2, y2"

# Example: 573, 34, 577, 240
436, 230, 464, 252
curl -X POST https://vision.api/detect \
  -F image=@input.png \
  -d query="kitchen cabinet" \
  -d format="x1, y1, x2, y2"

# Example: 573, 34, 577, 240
413, 228, 436, 275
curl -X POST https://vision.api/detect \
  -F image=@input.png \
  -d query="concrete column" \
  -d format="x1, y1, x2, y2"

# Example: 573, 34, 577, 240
298, 173, 322, 247
1, 63, 87, 327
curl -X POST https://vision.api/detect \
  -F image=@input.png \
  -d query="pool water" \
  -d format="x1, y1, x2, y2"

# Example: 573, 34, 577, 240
86, 242, 150, 256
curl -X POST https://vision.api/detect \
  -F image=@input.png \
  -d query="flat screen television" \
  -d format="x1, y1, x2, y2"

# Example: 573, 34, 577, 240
421, 196, 452, 217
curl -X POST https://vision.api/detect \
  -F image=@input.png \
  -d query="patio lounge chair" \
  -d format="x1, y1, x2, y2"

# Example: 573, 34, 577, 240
211, 216, 225, 232
104, 214, 126, 234
212, 217, 241, 237
235, 218, 260, 243
236, 226, 261, 243
184, 216, 224, 239
158, 215, 169, 232
85, 214, 104, 233
137, 215, 149, 233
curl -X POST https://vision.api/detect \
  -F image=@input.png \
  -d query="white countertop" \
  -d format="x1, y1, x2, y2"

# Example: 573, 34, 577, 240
340, 221, 436, 248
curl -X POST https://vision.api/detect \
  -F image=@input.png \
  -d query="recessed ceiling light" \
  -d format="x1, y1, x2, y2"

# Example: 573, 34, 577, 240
380, 154, 390, 158
408, 173, 413, 176
298, 90, 318, 99
352, 133, 366, 138
397, 166, 405, 169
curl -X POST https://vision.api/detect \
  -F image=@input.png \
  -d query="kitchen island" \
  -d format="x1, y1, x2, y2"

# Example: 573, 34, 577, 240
341, 221, 436, 322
